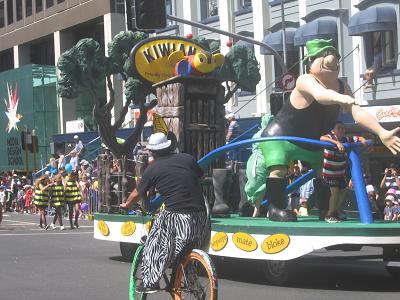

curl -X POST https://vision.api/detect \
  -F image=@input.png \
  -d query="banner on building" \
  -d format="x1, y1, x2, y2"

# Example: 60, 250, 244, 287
363, 105, 400, 123
66, 120, 85, 133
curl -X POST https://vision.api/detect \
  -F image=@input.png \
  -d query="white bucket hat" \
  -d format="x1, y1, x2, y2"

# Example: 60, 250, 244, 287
146, 132, 172, 151
385, 194, 397, 204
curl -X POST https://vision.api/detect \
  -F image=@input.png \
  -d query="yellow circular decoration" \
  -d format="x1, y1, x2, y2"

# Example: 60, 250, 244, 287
262, 234, 290, 254
211, 232, 228, 251
97, 220, 109, 236
232, 232, 257, 252
121, 221, 136, 236
145, 221, 152, 233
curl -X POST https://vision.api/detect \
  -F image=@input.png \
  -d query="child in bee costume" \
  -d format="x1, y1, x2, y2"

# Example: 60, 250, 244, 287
49, 174, 65, 230
33, 176, 54, 229
64, 172, 82, 229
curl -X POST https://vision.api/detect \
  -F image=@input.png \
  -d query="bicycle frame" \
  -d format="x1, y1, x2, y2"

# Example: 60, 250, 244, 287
131, 202, 215, 300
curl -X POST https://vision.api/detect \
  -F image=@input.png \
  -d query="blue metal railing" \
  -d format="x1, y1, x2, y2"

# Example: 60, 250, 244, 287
150, 136, 374, 224
229, 123, 260, 144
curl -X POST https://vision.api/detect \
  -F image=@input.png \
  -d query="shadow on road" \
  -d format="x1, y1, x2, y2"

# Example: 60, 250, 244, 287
109, 256, 129, 262
213, 256, 400, 292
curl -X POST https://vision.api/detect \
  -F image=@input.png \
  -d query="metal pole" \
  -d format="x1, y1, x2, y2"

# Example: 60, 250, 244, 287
280, 0, 287, 67
166, 14, 287, 73
24, 126, 29, 175
32, 129, 37, 172
348, 145, 373, 224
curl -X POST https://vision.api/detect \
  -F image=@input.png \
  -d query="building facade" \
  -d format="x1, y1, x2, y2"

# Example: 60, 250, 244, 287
0, 0, 399, 177
0, 0, 127, 170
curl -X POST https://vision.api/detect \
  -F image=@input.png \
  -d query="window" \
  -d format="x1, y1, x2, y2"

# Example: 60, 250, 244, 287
26, 0, 32, 17
0, 1, 4, 27
16, 0, 22, 20
6, 0, 12, 24
200, 0, 218, 20
36, 0, 43, 13
165, 0, 173, 25
165, 0, 172, 15
364, 31, 397, 72
114, 0, 124, 14
30, 39, 55, 65
238, 0, 251, 10
0, 49, 14, 72
46, 0, 53, 8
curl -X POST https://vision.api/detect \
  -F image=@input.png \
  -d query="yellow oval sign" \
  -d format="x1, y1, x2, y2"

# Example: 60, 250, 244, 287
262, 234, 290, 254
97, 220, 109, 236
121, 221, 136, 236
211, 232, 228, 251
132, 37, 207, 85
145, 221, 152, 233
232, 232, 258, 252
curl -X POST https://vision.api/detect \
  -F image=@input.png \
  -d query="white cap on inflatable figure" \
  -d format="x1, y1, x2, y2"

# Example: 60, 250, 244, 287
225, 112, 235, 119
146, 132, 172, 151
74, 135, 79, 140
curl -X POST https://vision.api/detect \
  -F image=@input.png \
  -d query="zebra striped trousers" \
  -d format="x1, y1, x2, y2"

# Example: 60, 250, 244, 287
141, 209, 207, 287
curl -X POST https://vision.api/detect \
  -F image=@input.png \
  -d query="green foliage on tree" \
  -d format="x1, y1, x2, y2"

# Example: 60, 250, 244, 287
219, 44, 261, 93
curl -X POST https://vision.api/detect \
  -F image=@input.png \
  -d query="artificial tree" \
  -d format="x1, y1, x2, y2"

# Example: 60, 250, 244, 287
57, 31, 261, 160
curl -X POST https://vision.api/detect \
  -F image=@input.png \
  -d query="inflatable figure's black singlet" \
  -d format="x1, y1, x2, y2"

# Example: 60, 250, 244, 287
262, 79, 344, 150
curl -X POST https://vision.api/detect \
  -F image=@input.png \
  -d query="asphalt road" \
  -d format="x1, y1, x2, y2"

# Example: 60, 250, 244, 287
1, 212, 400, 300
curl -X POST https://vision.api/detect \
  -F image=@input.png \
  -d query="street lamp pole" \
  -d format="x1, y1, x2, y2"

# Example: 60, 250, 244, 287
280, 0, 287, 67
32, 129, 37, 172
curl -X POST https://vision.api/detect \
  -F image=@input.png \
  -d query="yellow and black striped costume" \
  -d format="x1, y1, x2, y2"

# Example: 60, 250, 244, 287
65, 179, 81, 203
51, 183, 65, 207
33, 187, 49, 207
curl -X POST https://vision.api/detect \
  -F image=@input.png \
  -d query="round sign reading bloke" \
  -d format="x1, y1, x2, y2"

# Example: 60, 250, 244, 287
131, 36, 207, 85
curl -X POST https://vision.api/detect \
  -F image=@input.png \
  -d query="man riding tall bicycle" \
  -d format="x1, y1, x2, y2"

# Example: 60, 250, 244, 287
120, 132, 207, 294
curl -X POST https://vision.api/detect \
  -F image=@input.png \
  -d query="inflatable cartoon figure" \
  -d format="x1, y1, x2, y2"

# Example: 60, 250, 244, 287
168, 50, 225, 77
259, 39, 400, 222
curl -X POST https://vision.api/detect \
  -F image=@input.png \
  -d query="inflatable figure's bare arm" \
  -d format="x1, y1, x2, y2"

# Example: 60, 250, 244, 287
342, 83, 400, 155
350, 105, 400, 155
296, 74, 355, 107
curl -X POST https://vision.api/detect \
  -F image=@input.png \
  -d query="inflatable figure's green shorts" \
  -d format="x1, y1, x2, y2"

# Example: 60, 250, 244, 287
260, 140, 323, 170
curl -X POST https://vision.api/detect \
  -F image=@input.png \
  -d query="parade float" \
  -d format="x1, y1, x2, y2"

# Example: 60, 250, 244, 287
57, 33, 400, 285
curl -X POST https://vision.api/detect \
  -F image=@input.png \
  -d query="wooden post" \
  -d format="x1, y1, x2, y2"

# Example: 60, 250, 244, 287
153, 76, 227, 171
97, 155, 103, 212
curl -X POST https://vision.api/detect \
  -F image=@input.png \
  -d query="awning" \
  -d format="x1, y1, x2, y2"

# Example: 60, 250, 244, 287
294, 19, 337, 46
260, 29, 296, 55
236, 40, 254, 51
348, 6, 397, 36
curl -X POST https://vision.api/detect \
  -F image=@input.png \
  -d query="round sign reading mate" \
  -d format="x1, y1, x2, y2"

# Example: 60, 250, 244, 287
280, 73, 296, 91
131, 36, 208, 85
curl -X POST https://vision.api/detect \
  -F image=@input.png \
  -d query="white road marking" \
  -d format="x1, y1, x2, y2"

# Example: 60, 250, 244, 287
2, 220, 38, 225
0, 232, 93, 236
1, 220, 92, 228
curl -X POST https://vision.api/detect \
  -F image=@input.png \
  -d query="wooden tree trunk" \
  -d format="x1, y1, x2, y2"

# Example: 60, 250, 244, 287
154, 76, 226, 173
154, 76, 227, 207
